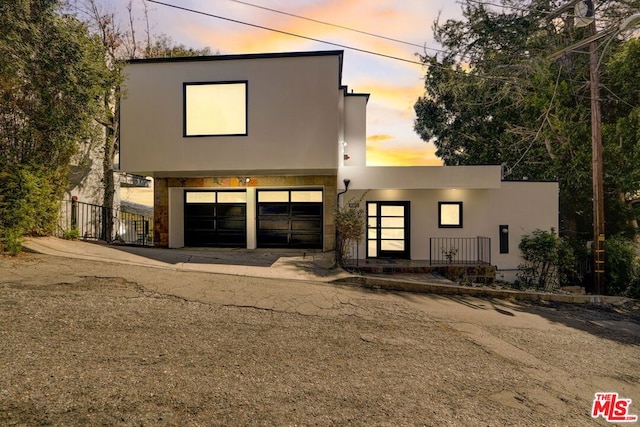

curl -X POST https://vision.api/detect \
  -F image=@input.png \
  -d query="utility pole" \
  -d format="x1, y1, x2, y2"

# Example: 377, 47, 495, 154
588, 20, 605, 294
549, 8, 640, 294
548, 0, 605, 294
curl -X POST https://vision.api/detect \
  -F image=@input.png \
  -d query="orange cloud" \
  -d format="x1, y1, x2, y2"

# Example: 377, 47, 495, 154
366, 139, 442, 166
367, 134, 393, 142
178, 0, 432, 61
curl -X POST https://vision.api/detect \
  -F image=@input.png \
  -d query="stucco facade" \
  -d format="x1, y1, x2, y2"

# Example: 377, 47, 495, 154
119, 50, 559, 280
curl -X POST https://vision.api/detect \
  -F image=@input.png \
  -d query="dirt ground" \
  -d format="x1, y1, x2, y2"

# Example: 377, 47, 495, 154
1, 253, 639, 426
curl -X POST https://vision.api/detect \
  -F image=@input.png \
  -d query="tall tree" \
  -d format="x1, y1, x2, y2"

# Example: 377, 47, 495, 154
69, 0, 214, 241
0, 0, 109, 246
414, 0, 640, 241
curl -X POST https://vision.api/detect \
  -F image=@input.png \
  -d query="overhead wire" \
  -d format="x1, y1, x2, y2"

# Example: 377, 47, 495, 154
145, 0, 424, 65
224, 0, 449, 53
144, 0, 541, 85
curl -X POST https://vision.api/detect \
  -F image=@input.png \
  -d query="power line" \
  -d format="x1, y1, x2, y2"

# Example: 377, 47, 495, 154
144, 0, 546, 86
224, 0, 448, 54
145, 0, 424, 65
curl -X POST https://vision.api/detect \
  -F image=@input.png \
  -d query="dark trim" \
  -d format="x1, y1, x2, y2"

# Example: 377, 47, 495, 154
438, 201, 463, 228
183, 80, 249, 138
366, 201, 411, 259
501, 179, 559, 183
256, 188, 324, 249
183, 189, 248, 248
127, 49, 344, 64
340, 85, 370, 102
499, 224, 509, 254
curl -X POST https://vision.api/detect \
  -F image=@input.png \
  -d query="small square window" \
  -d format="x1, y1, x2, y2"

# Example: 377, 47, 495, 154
439, 202, 463, 228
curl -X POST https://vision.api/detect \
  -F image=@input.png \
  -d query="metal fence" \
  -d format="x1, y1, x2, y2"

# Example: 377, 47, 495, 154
429, 236, 491, 265
57, 198, 153, 246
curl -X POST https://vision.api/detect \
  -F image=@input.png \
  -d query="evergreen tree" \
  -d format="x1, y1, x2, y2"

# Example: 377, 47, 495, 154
414, 0, 640, 241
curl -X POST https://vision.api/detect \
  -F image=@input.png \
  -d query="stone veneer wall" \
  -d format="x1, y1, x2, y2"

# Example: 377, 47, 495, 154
153, 175, 337, 249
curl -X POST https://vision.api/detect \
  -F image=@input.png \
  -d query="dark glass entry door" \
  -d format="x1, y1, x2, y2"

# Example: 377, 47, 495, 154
366, 201, 410, 259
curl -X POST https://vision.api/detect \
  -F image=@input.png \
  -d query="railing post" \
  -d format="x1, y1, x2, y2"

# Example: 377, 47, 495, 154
71, 197, 78, 229
100, 206, 107, 241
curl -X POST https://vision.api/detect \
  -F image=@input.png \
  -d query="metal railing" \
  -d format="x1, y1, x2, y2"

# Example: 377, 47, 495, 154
429, 236, 491, 265
58, 198, 153, 246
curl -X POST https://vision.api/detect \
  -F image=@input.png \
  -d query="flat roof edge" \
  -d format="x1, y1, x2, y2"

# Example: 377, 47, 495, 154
127, 50, 344, 65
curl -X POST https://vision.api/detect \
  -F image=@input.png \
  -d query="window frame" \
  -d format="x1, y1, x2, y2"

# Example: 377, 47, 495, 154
183, 80, 248, 138
438, 201, 463, 228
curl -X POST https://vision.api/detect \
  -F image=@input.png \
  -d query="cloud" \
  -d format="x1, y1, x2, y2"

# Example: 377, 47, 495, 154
367, 141, 442, 166
367, 134, 393, 142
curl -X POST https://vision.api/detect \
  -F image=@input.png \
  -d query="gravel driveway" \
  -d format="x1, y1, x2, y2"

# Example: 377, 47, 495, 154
1, 253, 639, 426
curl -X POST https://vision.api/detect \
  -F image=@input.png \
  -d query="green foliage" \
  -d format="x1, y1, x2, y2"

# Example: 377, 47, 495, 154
414, 0, 640, 243
0, 0, 110, 250
335, 196, 366, 268
63, 227, 81, 240
1, 228, 24, 256
0, 165, 63, 253
517, 229, 576, 291
604, 235, 640, 297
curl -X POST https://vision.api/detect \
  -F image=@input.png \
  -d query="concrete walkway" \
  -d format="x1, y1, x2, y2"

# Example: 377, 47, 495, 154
23, 237, 633, 305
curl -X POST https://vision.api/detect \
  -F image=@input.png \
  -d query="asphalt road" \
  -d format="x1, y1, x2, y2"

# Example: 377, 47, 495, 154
1, 253, 639, 426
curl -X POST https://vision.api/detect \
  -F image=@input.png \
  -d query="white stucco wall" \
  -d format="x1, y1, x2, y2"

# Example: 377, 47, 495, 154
342, 94, 368, 167
344, 180, 558, 281
120, 52, 344, 176
338, 165, 503, 190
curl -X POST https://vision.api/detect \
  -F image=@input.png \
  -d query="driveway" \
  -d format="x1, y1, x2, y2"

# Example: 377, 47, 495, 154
1, 251, 639, 425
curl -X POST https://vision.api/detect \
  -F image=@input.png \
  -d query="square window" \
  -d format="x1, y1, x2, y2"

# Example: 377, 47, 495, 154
184, 81, 247, 137
439, 202, 463, 228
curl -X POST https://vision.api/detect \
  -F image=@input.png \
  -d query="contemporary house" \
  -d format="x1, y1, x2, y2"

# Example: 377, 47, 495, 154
119, 50, 558, 281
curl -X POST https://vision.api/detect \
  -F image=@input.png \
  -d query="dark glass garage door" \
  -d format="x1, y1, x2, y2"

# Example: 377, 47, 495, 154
257, 189, 323, 249
184, 191, 246, 247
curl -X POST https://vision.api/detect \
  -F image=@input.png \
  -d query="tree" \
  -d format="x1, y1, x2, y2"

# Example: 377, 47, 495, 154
0, 0, 109, 251
414, 0, 640, 242
68, 0, 215, 241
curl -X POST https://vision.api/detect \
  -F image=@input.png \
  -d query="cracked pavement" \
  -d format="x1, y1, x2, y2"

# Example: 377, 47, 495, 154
2, 251, 639, 425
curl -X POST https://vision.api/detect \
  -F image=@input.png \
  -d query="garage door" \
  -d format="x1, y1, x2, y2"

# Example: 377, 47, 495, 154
257, 189, 323, 249
184, 191, 246, 247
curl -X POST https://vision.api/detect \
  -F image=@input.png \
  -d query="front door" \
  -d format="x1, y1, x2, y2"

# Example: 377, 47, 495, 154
366, 201, 410, 259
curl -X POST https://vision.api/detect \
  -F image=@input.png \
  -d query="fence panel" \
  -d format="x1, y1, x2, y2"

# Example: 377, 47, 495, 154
429, 236, 491, 265
58, 198, 153, 246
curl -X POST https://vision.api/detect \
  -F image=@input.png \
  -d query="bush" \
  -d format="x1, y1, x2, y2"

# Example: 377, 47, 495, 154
0, 165, 64, 253
516, 229, 576, 291
335, 196, 366, 268
604, 235, 640, 297
62, 227, 81, 240
0, 228, 23, 256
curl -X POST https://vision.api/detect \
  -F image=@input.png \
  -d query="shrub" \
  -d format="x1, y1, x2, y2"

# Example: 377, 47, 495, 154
62, 227, 81, 241
0, 228, 23, 256
604, 235, 640, 297
335, 196, 366, 268
516, 229, 576, 291
0, 165, 64, 253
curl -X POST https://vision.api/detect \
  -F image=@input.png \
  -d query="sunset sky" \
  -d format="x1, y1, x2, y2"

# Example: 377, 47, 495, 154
116, 0, 463, 166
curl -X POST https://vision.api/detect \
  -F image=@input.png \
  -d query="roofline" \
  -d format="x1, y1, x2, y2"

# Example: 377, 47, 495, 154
126, 49, 344, 88
127, 49, 344, 65
341, 86, 370, 103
